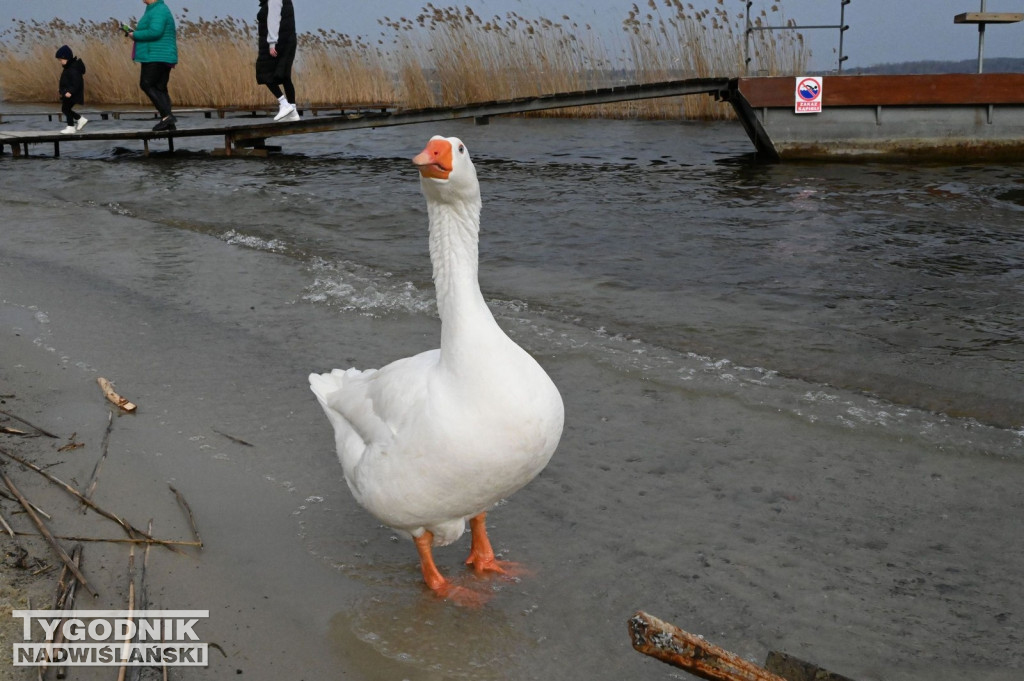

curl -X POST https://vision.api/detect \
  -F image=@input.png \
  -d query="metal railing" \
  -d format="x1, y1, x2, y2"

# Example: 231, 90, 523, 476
744, 0, 850, 75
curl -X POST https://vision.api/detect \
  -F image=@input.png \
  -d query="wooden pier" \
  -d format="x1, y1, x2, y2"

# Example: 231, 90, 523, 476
0, 78, 728, 158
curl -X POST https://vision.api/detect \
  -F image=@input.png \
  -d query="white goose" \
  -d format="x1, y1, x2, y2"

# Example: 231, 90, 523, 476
309, 135, 564, 600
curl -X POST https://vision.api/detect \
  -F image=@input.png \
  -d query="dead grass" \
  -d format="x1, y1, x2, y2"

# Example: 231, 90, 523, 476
0, 2, 808, 119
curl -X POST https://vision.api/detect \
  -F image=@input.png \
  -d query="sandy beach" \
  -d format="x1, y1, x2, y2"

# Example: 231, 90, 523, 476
1, 119, 1023, 680
3, 245, 1023, 680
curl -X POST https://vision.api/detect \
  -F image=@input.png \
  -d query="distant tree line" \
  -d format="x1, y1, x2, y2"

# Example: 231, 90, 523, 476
848, 58, 1024, 74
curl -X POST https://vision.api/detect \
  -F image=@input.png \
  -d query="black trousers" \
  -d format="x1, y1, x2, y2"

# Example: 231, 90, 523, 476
266, 79, 296, 105
61, 99, 81, 126
139, 62, 174, 118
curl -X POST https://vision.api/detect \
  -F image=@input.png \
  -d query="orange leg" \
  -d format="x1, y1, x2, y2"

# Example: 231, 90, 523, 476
414, 531, 449, 592
465, 512, 506, 574
415, 530, 491, 607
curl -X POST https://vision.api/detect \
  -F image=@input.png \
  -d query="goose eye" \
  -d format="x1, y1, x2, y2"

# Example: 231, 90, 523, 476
458, 145, 465, 153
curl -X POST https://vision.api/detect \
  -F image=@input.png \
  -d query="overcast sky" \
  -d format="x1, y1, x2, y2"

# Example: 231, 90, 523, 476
4, 1, 1021, 71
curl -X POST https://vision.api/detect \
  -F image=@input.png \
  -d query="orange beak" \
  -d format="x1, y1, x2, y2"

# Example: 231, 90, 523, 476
413, 139, 453, 180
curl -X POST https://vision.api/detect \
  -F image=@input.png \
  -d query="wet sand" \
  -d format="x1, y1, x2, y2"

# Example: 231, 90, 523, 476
1, 198, 1023, 680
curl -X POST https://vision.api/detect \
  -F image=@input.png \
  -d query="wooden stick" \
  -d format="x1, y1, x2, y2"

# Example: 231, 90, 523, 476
13, 531, 201, 547
128, 522, 153, 681
0, 408, 59, 438
116, 542, 136, 681
764, 651, 857, 681
0, 488, 51, 519
96, 377, 137, 413
0, 506, 16, 539
51, 544, 82, 610
169, 484, 203, 548
213, 428, 254, 447
0, 471, 96, 598
52, 544, 82, 680
82, 411, 114, 509
0, 445, 184, 554
628, 611, 787, 681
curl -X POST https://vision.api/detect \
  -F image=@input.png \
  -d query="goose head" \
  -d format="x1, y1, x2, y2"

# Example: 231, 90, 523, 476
413, 136, 480, 207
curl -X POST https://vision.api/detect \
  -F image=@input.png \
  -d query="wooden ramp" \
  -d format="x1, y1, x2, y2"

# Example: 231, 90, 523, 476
0, 78, 729, 158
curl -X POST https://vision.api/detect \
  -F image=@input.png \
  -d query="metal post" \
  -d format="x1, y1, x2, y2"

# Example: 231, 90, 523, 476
745, 1, 752, 76
838, 0, 851, 72
978, 0, 987, 73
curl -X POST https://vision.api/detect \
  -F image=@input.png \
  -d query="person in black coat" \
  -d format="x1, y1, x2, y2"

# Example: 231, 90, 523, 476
255, 0, 300, 121
55, 45, 88, 134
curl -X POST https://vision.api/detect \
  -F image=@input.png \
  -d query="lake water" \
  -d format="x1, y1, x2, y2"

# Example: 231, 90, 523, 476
1, 113, 1022, 680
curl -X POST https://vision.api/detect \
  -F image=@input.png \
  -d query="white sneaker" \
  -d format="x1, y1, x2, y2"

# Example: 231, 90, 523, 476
60, 125, 76, 134
274, 102, 296, 121
75, 116, 88, 131
282, 108, 300, 122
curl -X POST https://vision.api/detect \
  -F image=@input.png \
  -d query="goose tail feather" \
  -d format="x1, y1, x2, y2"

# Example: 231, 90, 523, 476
308, 370, 368, 473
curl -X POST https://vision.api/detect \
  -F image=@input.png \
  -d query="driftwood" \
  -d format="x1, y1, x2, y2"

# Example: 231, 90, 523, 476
50, 544, 82, 680
0, 506, 16, 539
169, 484, 203, 548
0, 471, 96, 598
0, 445, 184, 554
82, 411, 114, 509
13, 531, 201, 547
52, 544, 82, 610
0, 487, 51, 519
96, 377, 137, 412
629, 611, 787, 681
0, 408, 59, 438
116, 542, 137, 681
629, 612, 857, 681
213, 428, 254, 447
128, 522, 154, 681
764, 652, 857, 681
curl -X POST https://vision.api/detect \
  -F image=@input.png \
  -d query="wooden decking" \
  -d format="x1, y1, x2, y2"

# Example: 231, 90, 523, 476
0, 78, 729, 158
0, 104, 390, 124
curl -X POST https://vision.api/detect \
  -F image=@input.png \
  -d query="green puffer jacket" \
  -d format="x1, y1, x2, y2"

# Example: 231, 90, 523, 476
132, 0, 178, 64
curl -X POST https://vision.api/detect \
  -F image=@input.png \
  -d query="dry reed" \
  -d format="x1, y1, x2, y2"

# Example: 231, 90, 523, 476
0, 1, 808, 120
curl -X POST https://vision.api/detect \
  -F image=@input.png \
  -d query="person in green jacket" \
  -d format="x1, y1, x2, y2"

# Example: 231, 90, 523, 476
129, 0, 179, 131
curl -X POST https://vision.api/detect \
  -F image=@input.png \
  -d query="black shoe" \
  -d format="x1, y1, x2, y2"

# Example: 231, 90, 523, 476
152, 115, 177, 132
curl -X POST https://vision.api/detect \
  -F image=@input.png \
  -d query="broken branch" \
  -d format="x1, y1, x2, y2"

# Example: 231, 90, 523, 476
0, 408, 59, 438
96, 377, 137, 413
13, 531, 201, 547
0, 445, 184, 554
628, 611, 787, 681
169, 484, 203, 548
1, 471, 96, 598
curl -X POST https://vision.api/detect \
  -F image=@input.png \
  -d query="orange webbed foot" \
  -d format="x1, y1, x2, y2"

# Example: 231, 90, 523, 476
466, 556, 533, 581
415, 530, 493, 607
432, 580, 493, 608
463, 512, 533, 581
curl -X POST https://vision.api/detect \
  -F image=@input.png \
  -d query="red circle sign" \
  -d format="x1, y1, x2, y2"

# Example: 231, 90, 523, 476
797, 78, 821, 101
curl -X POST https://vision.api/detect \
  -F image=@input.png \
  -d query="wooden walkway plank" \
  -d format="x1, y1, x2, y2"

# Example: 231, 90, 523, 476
0, 78, 729, 157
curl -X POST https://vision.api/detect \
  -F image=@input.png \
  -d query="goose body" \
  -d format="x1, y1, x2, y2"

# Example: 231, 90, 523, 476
309, 136, 564, 597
